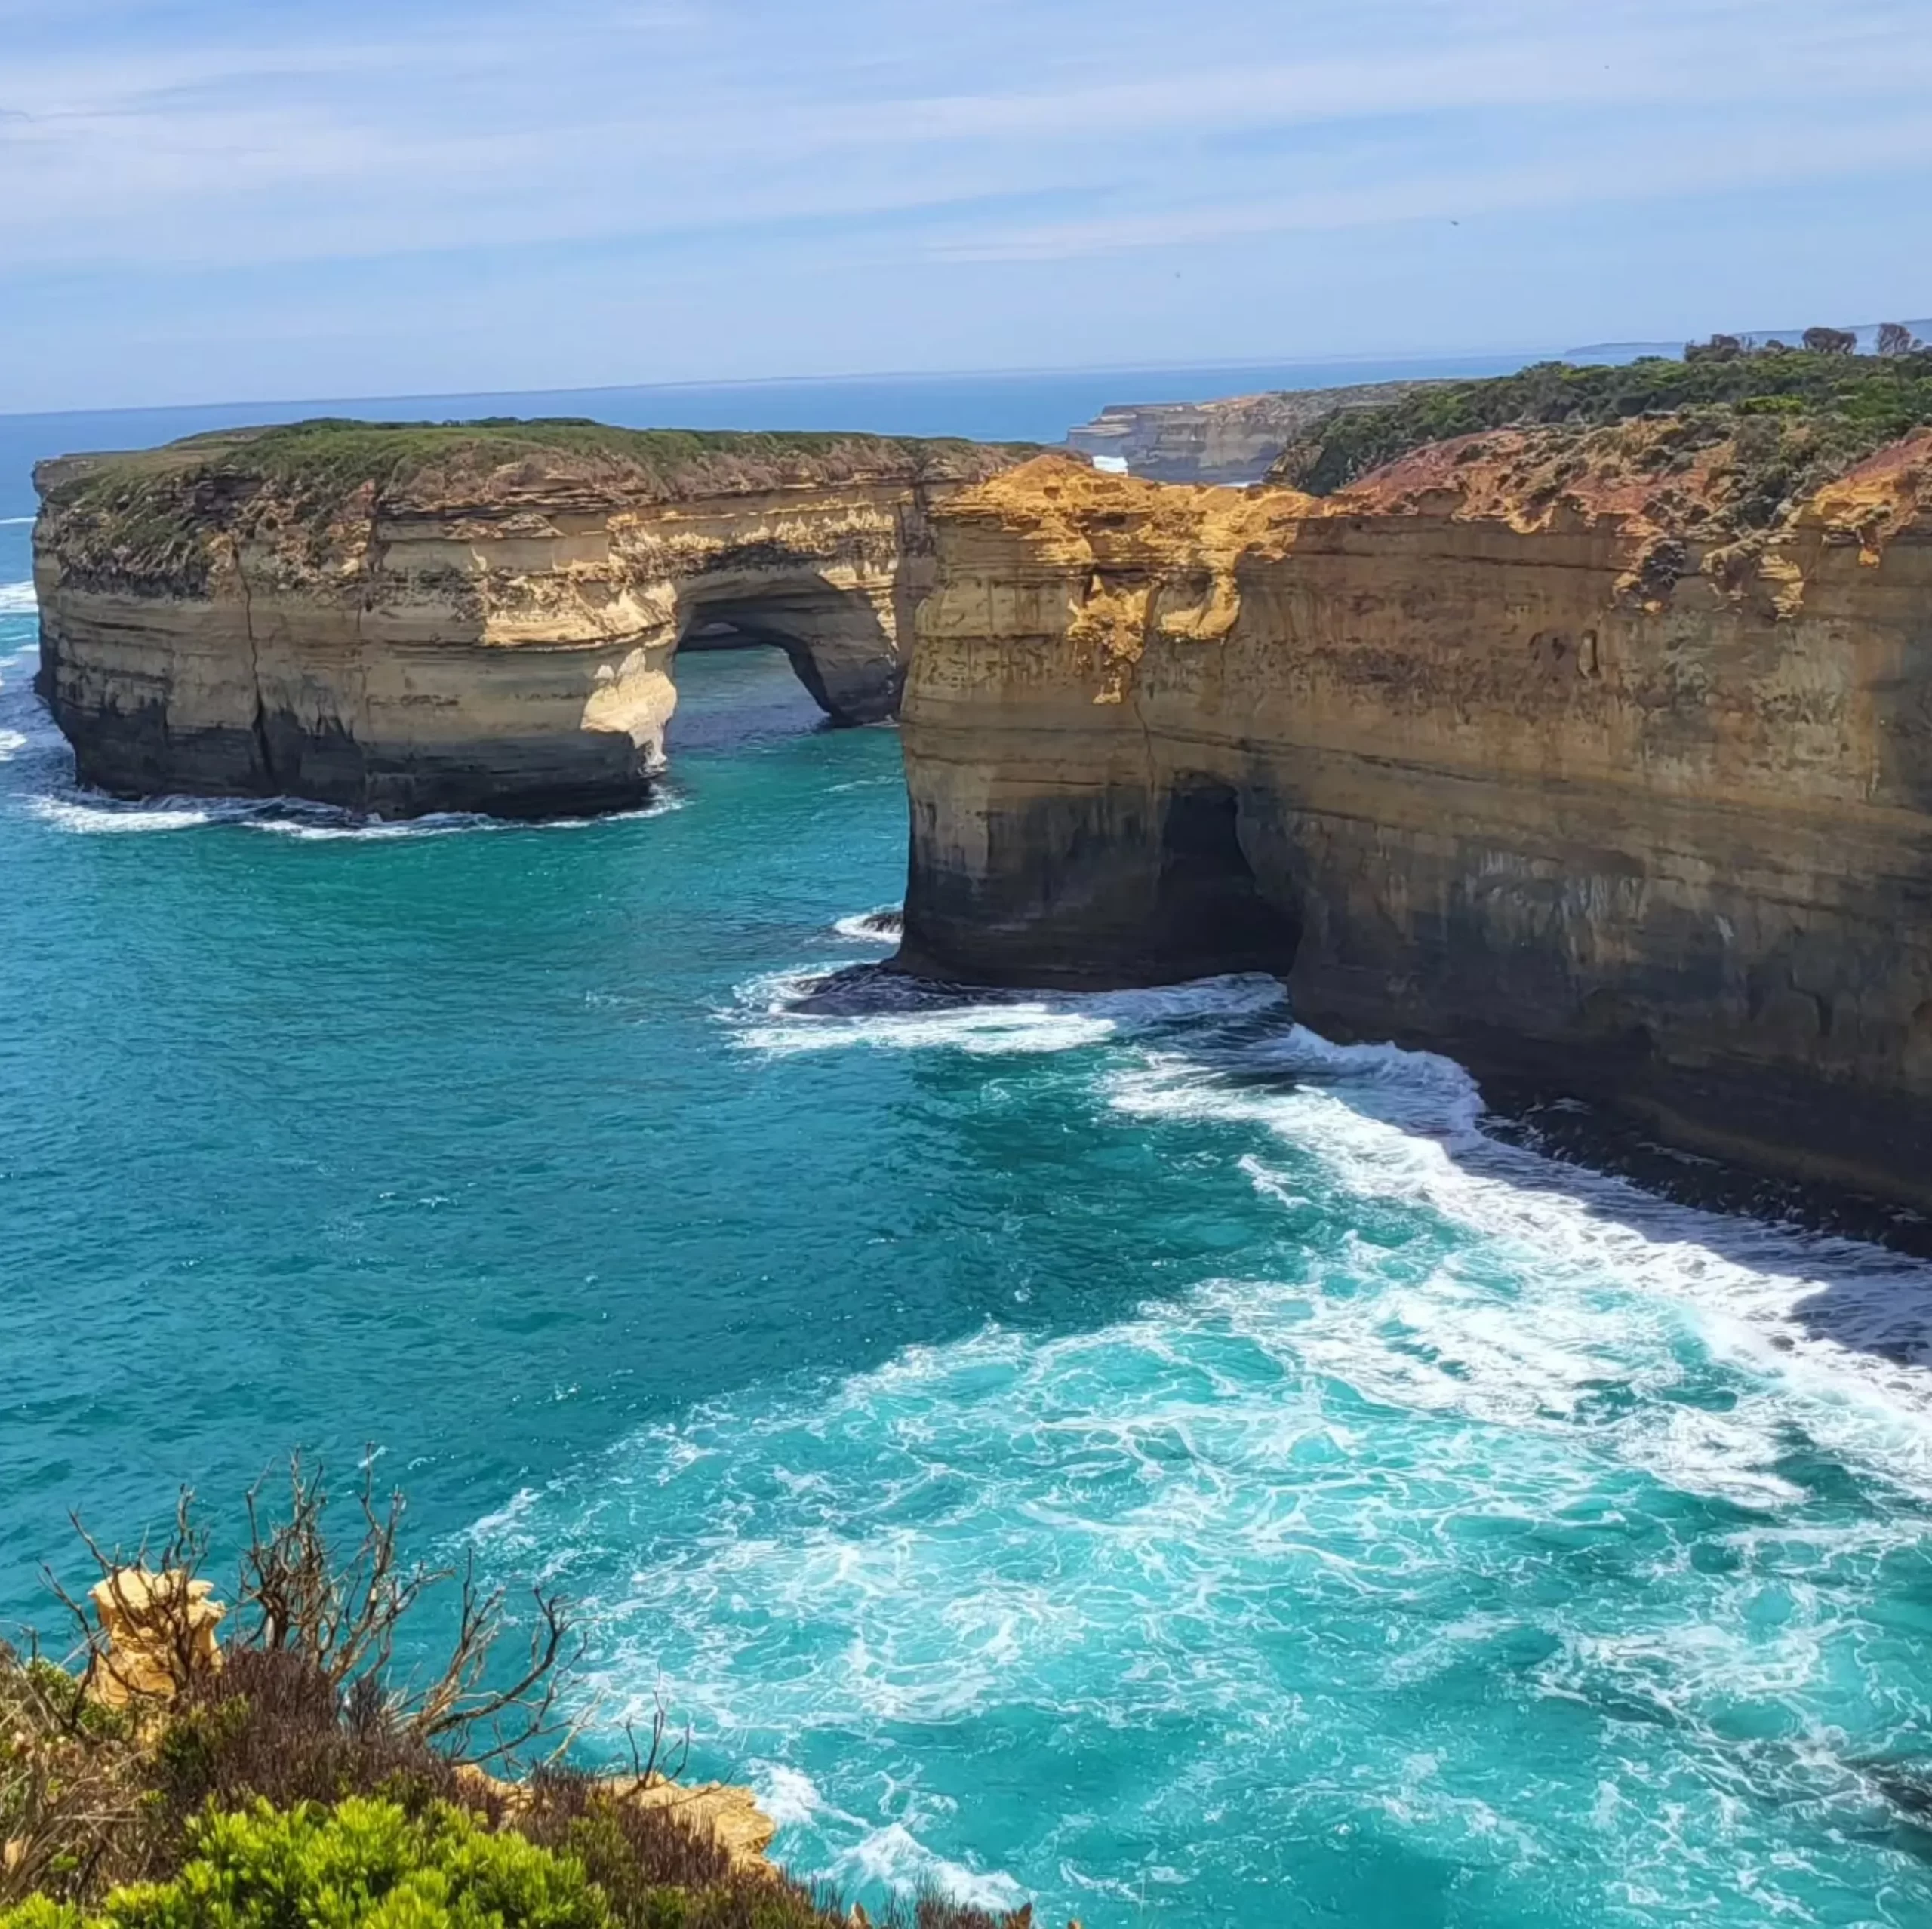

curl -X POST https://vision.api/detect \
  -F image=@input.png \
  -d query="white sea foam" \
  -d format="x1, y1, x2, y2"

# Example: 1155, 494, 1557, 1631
28, 792, 261, 835
0, 637, 62, 772
732, 969, 1118, 1057
249, 808, 520, 842
754, 1765, 830, 1832
730, 967, 1285, 1059
27, 790, 684, 840
746, 1771, 1013, 1906
1109, 1034, 1932, 1455
0, 515, 35, 525
729, 960, 1932, 1447
465, 1486, 542, 1543
831, 1825, 1026, 1913
829, 906, 902, 944
484, 1234, 1932, 1917
0, 580, 36, 614
483, 965, 1932, 1919
253, 796, 685, 839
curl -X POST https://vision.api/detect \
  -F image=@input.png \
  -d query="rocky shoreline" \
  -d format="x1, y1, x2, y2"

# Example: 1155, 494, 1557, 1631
32, 359, 1932, 1214
897, 366, 1932, 1212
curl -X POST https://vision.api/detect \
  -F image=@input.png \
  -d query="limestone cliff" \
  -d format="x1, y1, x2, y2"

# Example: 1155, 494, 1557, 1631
1063, 380, 1444, 482
34, 420, 1029, 816
898, 432, 1932, 1210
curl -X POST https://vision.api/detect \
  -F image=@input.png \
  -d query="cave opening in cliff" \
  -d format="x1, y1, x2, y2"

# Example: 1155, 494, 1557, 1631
663, 617, 830, 756
1153, 777, 1300, 979
672, 579, 900, 729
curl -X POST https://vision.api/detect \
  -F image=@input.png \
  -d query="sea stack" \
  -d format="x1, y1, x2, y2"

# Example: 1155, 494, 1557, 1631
32, 420, 1031, 817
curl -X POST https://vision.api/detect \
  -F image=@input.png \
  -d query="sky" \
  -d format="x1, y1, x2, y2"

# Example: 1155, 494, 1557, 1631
2, 0, 1930, 413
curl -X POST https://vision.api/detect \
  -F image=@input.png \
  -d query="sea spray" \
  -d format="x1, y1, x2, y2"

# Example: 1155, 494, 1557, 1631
21, 788, 686, 838
6, 635, 1932, 1928
453, 963, 1932, 1924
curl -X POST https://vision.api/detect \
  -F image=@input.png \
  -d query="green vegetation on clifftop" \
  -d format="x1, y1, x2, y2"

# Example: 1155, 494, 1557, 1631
3, 1798, 611, 1929
33, 417, 1040, 590
0, 1467, 1038, 1929
1272, 351, 1932, 503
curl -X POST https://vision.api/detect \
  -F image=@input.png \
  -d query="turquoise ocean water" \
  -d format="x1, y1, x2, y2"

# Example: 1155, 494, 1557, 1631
7, 370, 1932, 1927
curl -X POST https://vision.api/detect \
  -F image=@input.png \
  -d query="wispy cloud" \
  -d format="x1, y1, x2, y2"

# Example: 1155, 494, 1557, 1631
0, 0, 1927, 406
934, 109, 1932, 261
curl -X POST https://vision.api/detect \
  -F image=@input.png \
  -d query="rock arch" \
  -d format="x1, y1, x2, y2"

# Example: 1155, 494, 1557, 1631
32, 426, 1022, 817
672, 568, 904, 725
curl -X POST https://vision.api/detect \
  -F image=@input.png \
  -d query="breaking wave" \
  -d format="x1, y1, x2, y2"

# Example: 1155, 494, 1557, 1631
829, 906, 902, 944
727, 964, 1286, 1058
0, 580, 36, 614
470, 964, 1932, 1924
0, 636, 59, 774
25, 790, 684, 839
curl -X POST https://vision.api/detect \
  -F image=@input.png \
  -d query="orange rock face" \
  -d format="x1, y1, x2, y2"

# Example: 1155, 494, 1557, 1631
87, 1568, 224, 1706
899, 450, 1932, 1209
32, 431, 1023, 817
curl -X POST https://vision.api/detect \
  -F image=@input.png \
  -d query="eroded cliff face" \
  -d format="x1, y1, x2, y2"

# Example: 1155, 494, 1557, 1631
900, 442, 1932, 1208
34, 425, 1023, 816
1063, 380, 1444, 482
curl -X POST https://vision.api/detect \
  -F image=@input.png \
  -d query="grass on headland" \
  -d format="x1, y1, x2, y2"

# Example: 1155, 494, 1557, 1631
145, 417, 1032, 504
0, 1462, 1042, 1929
32, 417, 1041, 591
1269, 344, 1932, 518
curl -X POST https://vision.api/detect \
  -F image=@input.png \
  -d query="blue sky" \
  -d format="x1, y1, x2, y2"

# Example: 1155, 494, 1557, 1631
2, 0, 1929, 411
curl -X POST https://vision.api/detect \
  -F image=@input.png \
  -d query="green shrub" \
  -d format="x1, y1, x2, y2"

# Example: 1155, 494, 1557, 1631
1, 1902, 79, 1929
149, 1651, 481, 1834
0, 1798, 612, 1929
1271, 349, 1932, 495
8, 1470, 1038, 1929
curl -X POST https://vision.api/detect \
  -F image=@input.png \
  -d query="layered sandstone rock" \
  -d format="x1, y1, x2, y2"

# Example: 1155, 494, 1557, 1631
1063, 380, 1444, 482
34, 423, 1027, 816
900, 441, 1932, 1209
87, 1567, 224, 1706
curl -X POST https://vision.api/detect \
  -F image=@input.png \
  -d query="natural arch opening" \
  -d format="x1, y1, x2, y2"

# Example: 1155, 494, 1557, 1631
662, 623, 828, 757
671, 575, 903, 726
1152, 777, 1300, 977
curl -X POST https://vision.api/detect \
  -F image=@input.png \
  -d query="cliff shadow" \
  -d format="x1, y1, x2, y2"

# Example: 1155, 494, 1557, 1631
1158, 776, 1303, 974
897, 773, 1303, 988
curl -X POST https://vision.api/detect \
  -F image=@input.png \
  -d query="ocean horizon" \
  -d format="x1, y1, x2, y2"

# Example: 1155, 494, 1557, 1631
0, 352, 1548, 521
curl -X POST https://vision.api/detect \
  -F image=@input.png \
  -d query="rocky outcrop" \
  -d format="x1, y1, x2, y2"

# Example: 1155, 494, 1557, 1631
457, 1766, 777, 1878
87, 1568, 225, 1707
1063, 380, 1444, 482
899, 439, 1932, 1211
33, 422, 1029, 817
